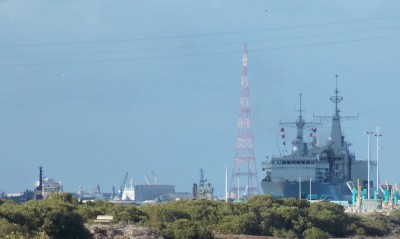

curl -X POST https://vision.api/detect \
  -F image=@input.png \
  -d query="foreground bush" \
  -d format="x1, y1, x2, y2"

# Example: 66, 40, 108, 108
77, 200, 148, 224
302, 227, 329, 239
0, 194, 91, 239
2, 193, 400, 239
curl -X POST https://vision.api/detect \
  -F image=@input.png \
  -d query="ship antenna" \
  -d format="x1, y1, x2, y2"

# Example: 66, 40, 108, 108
299, 93, 303, 117
330, 74, 343, 117
200, 169, 206, 187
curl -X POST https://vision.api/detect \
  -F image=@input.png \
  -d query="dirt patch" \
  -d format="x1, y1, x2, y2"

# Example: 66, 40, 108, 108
87, 224, 158, 239
214, 234, 277, 239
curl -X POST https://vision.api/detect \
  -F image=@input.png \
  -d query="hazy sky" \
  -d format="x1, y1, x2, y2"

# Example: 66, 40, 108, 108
0, 1, 399, 196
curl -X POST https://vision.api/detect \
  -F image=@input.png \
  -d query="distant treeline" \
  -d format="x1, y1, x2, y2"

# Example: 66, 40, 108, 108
0, 193, 399, 239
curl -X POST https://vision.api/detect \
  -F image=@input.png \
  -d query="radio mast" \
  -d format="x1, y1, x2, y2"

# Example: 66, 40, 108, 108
229, 43, 260, 200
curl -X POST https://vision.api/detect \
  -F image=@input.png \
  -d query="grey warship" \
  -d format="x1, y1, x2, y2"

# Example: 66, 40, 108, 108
261, 83, 368, 201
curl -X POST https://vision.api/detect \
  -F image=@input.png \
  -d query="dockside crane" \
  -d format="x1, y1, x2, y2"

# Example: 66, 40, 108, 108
144, 170, 157, 185
118, 172, 128, 200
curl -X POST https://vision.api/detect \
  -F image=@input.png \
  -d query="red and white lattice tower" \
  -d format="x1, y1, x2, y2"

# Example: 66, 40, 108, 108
229, 43, 260, 200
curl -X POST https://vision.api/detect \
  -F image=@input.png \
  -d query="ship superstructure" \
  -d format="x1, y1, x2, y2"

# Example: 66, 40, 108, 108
192, 169, 214, 200
261, 82, 369, 201
34, 166, 63, 199
118, 175, 175, 203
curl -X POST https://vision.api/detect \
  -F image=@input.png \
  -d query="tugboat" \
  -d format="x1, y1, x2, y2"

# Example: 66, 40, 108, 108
261, 81, 369, 201
192, 169, 214, 200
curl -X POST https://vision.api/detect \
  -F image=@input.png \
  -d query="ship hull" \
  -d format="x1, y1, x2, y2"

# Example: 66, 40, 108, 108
260, 180, 351, 201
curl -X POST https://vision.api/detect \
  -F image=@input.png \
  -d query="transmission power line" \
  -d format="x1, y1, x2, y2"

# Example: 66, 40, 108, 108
2, 24, 400, 59
0, 14, 399, 48
1, 33, 399, 67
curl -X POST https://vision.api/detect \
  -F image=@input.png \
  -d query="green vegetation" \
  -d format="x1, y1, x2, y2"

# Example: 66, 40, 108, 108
2, 193, 400, 238
0, 193, 90, 239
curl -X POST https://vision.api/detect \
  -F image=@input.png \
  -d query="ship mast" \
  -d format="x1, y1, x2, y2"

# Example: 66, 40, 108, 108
314, 75, 358, 153
280, 93, 320, 157
331, 75, 343, 118
313, 75, 358, 182
330, 75, 344, 151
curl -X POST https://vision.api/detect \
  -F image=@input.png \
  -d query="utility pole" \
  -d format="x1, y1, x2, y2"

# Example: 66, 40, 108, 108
224, 166, 228, 202
375, 126, 382, 198
299, 177, 301, 199
309, 177, 312, 200
366, 130, 373, 199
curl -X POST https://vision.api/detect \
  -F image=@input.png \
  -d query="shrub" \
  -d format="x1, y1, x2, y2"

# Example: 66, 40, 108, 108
359, 214, 389, 237
162, 218, 199, 239
308, 202, 347, 237
302, 227, 329, 239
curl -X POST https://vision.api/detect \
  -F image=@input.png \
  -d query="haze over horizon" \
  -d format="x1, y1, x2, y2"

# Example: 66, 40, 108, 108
1, 1, 399, 196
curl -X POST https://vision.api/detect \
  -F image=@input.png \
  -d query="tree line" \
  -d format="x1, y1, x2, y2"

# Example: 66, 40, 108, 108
1, 193, 399, 239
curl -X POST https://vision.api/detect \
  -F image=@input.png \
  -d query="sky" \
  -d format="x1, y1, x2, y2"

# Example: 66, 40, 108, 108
0, 1, 399, 197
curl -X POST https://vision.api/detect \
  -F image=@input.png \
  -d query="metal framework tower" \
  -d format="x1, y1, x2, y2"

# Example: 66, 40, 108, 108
229, 43, 260, 200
